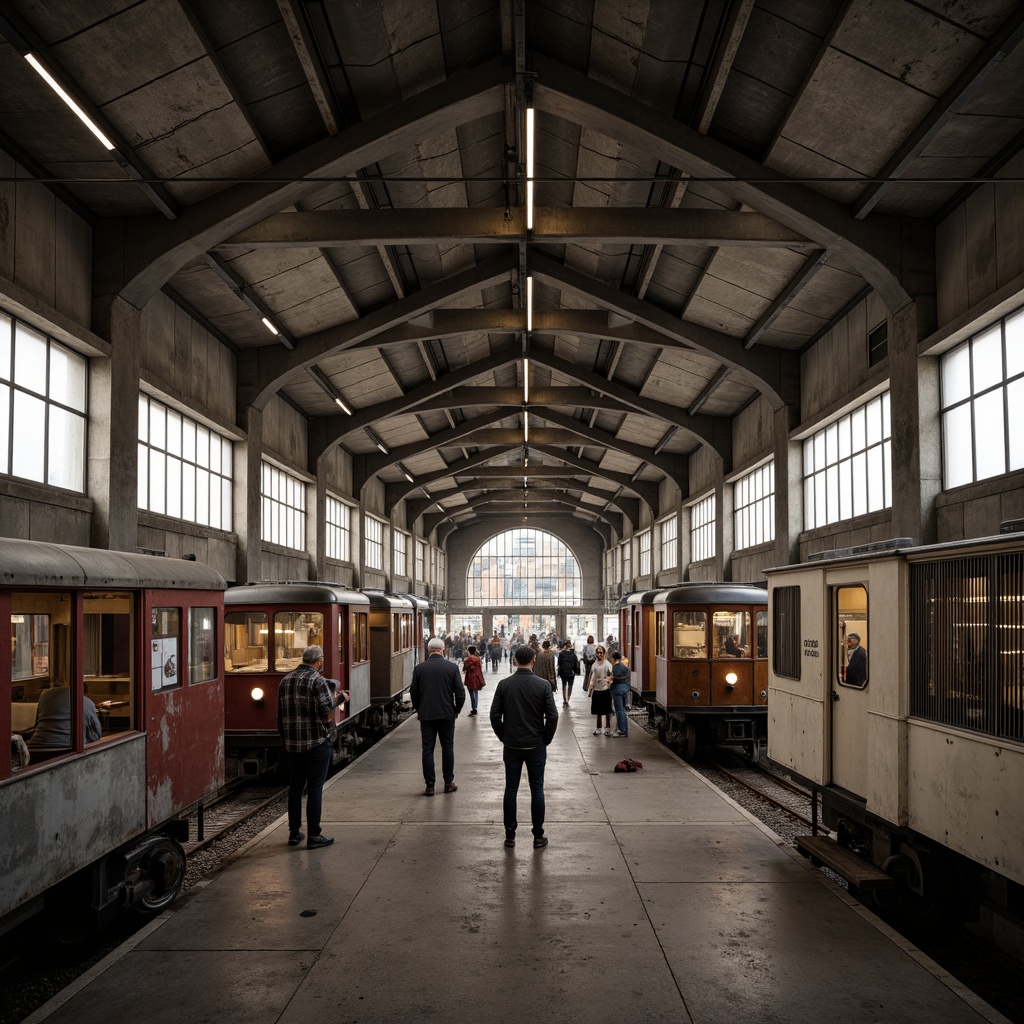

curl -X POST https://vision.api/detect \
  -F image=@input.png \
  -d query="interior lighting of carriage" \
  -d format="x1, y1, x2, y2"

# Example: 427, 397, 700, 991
261, 317, 280, 336
250, 687, 265, 702
25, 53, 115, 150
725, 672, 738, 688
525, 106, 535, 231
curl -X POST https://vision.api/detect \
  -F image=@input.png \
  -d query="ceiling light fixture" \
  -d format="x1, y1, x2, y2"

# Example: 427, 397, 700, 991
523, 357, 529, 403
398, 462, 415, 483
523, 408, 529, 443
25, 53, 115, 151
261, 316, 279, 336
307, 367, 353, 415
525, 106, 535, 231
365, 427, 389, 455
526, 274, 533, 333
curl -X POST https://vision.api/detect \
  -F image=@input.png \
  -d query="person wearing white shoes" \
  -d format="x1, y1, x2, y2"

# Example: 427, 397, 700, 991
587, 646, 613, 735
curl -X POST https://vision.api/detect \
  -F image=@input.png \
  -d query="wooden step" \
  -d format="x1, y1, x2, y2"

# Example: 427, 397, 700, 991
795, 834, 894, 891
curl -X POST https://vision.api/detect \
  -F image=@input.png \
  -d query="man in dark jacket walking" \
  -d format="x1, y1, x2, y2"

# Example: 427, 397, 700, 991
489, 645, 559, 848
410, 637, 466, 795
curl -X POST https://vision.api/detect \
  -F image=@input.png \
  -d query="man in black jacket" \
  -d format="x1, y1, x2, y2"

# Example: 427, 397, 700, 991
410, 637, 466, 795
489, 645, 559, 848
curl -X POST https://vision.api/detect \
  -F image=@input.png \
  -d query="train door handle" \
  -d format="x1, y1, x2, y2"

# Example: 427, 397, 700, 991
830, 690, 840, 702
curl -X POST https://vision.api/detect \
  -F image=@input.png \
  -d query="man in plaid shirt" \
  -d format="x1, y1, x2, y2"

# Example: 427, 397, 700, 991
277, 645, 347, 849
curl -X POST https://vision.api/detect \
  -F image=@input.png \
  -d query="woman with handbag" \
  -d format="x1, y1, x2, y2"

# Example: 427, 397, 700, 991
462, 645, 486, 716
587, 646, 614, 735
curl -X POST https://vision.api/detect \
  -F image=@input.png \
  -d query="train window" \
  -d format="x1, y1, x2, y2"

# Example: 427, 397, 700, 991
84, 593, 135, 735
756, 610, 768, 659
672, 611, 707, 659
224, 611, 268, 672
352, 611, 369, 663
11, 604, 61, 752
713, 610, 751, 657
273, 612, 324, 671
655, 611, 666, 657
772, 587, 801, 679
189, 607, 216, 684
151, 608, 181, 692
392, 613, 401, 654
836, 585, 868, 689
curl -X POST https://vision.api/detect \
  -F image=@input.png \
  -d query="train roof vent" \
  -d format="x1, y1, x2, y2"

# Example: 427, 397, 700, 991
1000, 518, 1024, 534
807, 537, 915, 562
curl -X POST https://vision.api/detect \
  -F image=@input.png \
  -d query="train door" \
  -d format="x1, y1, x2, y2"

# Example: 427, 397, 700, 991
829, 583, 870, 795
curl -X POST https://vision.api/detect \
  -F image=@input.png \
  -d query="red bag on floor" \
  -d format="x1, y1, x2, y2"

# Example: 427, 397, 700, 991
613, 758, 643, 773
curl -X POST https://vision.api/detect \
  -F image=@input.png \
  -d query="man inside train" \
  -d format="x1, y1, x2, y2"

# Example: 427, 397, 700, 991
724, 634, 746, 657
26, 686, 103, 749
845, 633, 867, 687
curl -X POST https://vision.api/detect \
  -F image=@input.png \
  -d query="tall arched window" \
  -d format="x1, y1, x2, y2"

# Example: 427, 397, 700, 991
467, 529, 581, 607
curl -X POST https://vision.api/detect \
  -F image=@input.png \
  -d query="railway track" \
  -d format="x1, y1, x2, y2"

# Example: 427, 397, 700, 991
698, 748, 818, 830
182, 779, 288, 856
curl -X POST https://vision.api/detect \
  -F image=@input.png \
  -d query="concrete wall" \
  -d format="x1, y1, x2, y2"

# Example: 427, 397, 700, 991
0, 158, 92, 328
936, 471, 1024, 541
732, 394, 776, 472
935, 151, 1024, 331
0, 479, 91, 544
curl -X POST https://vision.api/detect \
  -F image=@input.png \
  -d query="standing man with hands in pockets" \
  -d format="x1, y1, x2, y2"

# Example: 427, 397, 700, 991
490, 645, 559, 849
411, 637, 466, 795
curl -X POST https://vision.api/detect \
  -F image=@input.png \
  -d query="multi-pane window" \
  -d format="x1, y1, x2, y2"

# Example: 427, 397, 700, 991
941, 306, 1024, 488
733, 462, 775, 550
139, 394, 233, 530
326, 496, 352, 561
620, 540, 632, 584
394, 530, 408, 577
436, 551, 446, 595
638, 530, 652, 576
365, 516, 384, 570
803, 393, 891, 530
606, 548, 616, 585
690, 494, 716, 562
261, 462, 306, 550
415, 540, 426, 582
0, 310, 87, 492
772, 586, 801, 679
467, 529, 581, 606
659, 515, 677, 571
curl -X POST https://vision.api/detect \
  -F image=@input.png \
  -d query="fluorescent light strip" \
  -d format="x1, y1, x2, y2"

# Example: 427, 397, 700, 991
523, 357, 529, 403
526, 275, 533, 333
334, 396, 352, 414
25, 54, 115, 151
261, 317, 279, 336
523, 409, 529, 443
525, 107, 535, 231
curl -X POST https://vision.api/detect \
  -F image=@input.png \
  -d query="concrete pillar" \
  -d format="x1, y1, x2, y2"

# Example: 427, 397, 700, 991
88, 296, 140, 553
312, 463, 327, 581
235, 405, 263, 583
773, 403, 802, 567
889, 303, 940, 544
713, 460, 731, 580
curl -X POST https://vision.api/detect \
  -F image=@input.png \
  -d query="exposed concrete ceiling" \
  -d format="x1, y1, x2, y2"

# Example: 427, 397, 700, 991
2, 0, 1022, 540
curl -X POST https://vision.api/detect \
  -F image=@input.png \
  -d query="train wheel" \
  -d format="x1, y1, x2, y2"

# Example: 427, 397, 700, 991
133, 837, 187, 915
678, 723, 699, 762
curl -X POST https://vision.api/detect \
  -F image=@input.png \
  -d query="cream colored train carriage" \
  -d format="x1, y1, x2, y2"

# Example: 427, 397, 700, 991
766, 528, 1024, 951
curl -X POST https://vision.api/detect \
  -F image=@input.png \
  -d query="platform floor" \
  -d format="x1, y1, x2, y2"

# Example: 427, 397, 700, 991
29, 671, 1009, 1024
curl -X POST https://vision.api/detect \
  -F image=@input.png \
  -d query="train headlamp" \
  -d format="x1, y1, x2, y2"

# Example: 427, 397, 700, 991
725, 672, 738, 688
251, 687, 265, 703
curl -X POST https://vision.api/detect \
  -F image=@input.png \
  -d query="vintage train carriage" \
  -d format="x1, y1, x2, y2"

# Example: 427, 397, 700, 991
394, 592, 431, 657
365, 590, 417, 713
2, 539, 226, 936
223, 582, 371, 772
766, 531, 1024, 947
649, 582, 768, 760
617, 590, 657, 700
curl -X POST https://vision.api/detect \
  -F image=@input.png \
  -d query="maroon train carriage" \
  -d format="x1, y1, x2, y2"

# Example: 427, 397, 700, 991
364, 591, 417, 730
223, 582, 372, 774
2, 539, 226, 936
648, 582, 769, 761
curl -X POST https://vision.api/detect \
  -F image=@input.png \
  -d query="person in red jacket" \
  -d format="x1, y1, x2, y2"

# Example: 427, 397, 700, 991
462, 644, 486, 716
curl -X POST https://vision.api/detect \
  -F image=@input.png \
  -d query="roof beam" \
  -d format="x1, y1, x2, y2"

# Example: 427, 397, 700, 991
852, 5, 1024, 219
743, 249, 830, 349
216, 208, 812, 248
532, 53, 911, 312
691, 0, 756, 134
117, 58, 510, 307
